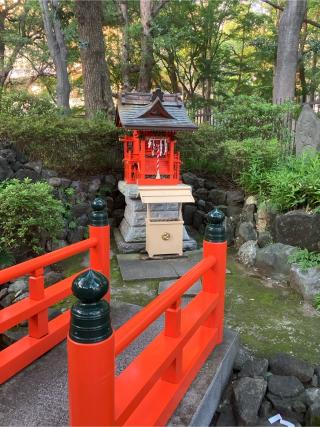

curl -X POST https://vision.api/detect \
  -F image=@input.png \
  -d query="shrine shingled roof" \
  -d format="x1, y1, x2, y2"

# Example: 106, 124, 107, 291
115, 89, 198, 131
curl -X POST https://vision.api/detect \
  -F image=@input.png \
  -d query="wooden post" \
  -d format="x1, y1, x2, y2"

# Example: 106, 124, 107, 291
202, 209, 227, 343
29, 267, 48, 339
89, 198, 110, 298
68, 270, 114, 427
163, 298, 183, 383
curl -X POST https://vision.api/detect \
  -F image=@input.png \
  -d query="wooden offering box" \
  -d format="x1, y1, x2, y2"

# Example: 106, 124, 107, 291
139, 186, 194, 258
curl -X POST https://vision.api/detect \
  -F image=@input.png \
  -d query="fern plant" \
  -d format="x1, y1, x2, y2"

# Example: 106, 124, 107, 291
288, 248, 320, 271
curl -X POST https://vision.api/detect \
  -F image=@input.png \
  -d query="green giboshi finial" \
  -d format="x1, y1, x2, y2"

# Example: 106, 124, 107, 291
90, 197, 108, 226
204, 208, 226, 243
69, 270, 112, 344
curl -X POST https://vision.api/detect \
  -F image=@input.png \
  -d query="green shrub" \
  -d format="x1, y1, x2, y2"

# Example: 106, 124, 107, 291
315, 294, 320, 311
264, 153, 320, 211
178, 96, 297, 175
0, 179, 65, 257
222, 138, 281, 191
177, 124, 224, 174
288, 248, 320, 270
0, 89, 55, 116
211, 95, 298, 142
0, 113, 122, 176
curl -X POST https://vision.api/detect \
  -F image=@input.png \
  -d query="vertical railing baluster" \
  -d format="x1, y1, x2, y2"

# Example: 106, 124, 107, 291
202, 209, 227, 343
163, 298, 183, 383
89, 198, 110, 299
29, 267, 48, 339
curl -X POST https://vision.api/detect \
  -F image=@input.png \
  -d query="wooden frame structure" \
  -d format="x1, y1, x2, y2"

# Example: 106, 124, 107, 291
116, 89, 197, 186
121, 131, 181, 185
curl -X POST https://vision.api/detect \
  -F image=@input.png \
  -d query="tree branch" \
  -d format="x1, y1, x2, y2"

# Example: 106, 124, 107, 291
151, 0, 169, 18
261, 0, 320, 29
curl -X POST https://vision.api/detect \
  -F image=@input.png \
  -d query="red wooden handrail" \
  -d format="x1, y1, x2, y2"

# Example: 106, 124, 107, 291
115, 255, 215, 355
0, 238, 97, 285
68, 209, 227, 427
0, 198, 110, 384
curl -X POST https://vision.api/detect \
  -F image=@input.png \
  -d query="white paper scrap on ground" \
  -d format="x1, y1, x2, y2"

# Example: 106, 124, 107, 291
269, 414, 282, 424
280, 420, 295, 427
268, 414, 295, 427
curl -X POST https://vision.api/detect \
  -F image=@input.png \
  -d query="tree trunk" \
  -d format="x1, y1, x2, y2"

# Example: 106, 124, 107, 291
138, 0, 153, 92
0, 9, 9, 87
137, 0, 168, 92
273, 0, 307, 104
167, 50, 179, 93
0, 11, 5, 74
39, 0, 70, 111
298, 22, 308, 103
309, 52, 318, 103
117, 0, 131, 90
75, 0, 115, 118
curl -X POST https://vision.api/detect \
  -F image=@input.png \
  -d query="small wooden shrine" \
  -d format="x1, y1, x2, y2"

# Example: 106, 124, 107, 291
116, 88, 197, 185
115, 89, 197, 258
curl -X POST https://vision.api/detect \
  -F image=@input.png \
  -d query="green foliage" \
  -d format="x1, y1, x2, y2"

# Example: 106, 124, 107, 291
0, 96, 121, 176
178, 96, 292, 176
0, 247, 15, 269
288, 248, 320, 271
0, 90, 55, 116
177, 124, 224, 174
0, 179, 65, 257
264, 153, 320, 211
315, 294, 320, 311
212, 96, 298, 142
222, 137, 281, 191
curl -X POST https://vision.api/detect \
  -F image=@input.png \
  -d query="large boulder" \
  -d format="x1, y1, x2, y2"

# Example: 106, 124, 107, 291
273, 210, 320, 251
269, 352, 314, 383
266, 392, 306, 423
295, 104, 320, 155
305, 388, 320, 406
14, 168, 40, 181
0, 157, 13, 181
238, 358, 268, 379
182, 172, 199, 188
238, 222, 257, 242
237, 241, 258, 266
233, 377, 267, 425
289, 265, 320, 302
0, 148, 16, 164
226, 190, 244, 206
208, 189, 227, 205
255, 243, 296, 280
233, 345, 254, 371
267, 375, 304, 399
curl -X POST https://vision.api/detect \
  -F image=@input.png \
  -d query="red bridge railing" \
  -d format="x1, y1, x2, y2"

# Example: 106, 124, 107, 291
68, 208, 227, 427
0, 198, 110, 384
0, 197, 226, 426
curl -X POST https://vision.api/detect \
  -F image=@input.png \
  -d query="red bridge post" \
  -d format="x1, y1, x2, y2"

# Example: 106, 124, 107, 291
88, 198, 110, 298
202, 209, 227, 343
67, 270, 114, 426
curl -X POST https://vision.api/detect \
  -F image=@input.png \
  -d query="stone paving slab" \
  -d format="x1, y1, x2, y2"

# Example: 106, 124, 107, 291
1, 299, 238, 427
117, 250, 203, 281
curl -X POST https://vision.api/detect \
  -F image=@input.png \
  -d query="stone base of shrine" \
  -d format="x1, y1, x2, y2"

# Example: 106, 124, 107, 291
115, 182, 197, 254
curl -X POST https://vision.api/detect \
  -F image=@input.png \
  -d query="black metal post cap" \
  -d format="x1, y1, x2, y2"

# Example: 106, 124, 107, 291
204, 208, 226, 243
90, 197, 108, 226
69, 270, 112, 344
